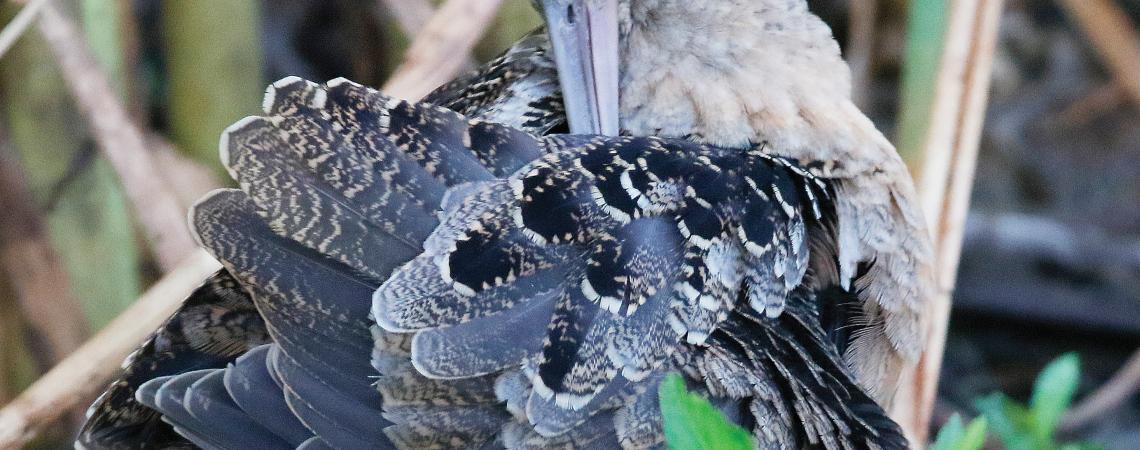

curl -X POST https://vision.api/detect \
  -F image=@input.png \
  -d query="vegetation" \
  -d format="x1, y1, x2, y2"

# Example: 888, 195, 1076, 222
975, 353, 1101, 450
930, 414, 988, 450
658, 373, 753, 450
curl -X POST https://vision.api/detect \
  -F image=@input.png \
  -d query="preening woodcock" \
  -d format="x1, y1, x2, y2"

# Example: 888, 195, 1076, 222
78, 0, 934, 449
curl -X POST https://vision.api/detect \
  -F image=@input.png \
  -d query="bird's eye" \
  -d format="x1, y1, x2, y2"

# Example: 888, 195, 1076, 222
566, 4, 576, 24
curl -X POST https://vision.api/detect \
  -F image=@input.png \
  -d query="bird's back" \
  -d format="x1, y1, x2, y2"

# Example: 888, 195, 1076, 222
79, 34, 908, 450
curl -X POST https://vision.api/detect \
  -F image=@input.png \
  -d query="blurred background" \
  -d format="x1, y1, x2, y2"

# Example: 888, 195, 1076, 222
0, 0, 1136, 448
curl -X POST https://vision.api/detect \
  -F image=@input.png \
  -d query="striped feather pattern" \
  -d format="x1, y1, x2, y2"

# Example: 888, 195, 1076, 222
79, 33, 911, 450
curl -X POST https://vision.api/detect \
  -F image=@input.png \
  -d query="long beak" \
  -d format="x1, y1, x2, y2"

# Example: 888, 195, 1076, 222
542, 0, 619, 136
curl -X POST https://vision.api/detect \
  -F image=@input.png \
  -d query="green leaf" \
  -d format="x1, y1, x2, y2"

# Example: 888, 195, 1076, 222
976, 393, 1035, 450
659, 373, 753, 450
960, 416, 989, 450
931, 414, 988, 450
1030, 353, 1081, 443
931, 415, 966, 450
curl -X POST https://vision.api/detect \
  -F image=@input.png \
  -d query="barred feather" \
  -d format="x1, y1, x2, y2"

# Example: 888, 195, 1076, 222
79, 34, 568, 448
81, 29, 914, 449
77, 271, 268, 450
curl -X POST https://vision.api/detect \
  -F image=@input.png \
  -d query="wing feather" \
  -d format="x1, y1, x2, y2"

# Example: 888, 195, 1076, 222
223, 345, 313, 446
374, 129, 824, 447
85, 63, 913, 449
182, 370, 293, 449
77, 271, 268, 450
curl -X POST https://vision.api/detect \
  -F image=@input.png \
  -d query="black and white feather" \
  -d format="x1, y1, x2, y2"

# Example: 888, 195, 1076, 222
78, 36, 564, 450
79, 41, 906, 450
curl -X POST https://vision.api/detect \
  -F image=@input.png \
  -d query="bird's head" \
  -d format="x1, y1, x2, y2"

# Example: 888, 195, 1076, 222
539, 0, 896, 174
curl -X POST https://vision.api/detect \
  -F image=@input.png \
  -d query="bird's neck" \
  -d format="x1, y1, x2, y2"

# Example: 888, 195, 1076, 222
618, 0, 897, 176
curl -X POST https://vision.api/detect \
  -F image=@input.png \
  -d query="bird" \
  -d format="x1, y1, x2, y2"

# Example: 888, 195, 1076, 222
78, 0, 934, 449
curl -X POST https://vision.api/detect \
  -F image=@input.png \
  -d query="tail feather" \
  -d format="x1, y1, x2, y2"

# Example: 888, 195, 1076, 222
382, 405, 509, 449
181, 370, 293, 449
82, 36, 568, 447
138, 371, 228, 450
347, 78, 497, 185
223, 104, 429, 280
192, 190, 375, 354
191, 190, 395, 446
225, 76, 547, 283
223, 345, 313, 446
76, 271, 268, 450
187, 73, 557, 446
297, 437, 336, 450
281, 385, 390, 450
267, 349, 390, 442
322, 79, 452, 204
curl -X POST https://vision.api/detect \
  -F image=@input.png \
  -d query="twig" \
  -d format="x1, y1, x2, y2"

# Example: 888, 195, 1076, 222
0, 143, 89, 370
382, 0, 505, 101
1057, 0, 1140, 111
376, 0, 478, 73
1054, 82, 1126, 127
146, 134, 225, 211
889, 0, 1005, 445
1061, 349, 1140, 432
35, 0, 196, 271
376, 0, 436, 36
0, 250, 220, 449
0, 0, 45, 60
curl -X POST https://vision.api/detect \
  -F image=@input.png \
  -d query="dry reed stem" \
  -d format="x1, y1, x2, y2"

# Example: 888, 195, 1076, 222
382, 0, 505, 101
1055, 82, 1126, 127
377, 0, 478, 71
1062, 349, 1140, 432
0, 0, 46, 60
36, 0, 196, 271
0, 250, 220, 449
1057, 0, 1140, 110
889, 0, 1004, 445
147, 133, 226, 211
377, 0, 436, 36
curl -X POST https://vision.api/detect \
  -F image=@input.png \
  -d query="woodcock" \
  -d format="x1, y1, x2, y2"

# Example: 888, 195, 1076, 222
78, 0, 934, 448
